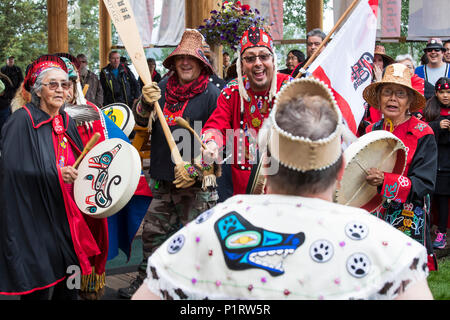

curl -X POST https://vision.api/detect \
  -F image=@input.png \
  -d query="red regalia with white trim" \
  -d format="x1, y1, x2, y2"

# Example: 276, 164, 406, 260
202, 73, 290, 195
201, 26, 292, 195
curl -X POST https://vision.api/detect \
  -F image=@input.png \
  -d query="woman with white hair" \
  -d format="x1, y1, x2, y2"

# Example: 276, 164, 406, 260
0, 55, 101, 300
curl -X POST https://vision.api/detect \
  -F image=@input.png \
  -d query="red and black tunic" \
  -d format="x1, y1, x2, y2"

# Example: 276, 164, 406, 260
0, 103, 102, 295
202, 73, 291, 195
366, 116, 437, 261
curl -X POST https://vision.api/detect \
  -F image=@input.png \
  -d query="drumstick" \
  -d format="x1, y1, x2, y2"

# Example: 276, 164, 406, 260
175, 117, 207, 149
354, 158, 369, 175
102, 0, 183, 165
73, 132, 101, 169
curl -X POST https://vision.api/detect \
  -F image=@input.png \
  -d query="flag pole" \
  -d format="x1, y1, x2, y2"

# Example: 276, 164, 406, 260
296, 0, 361, 79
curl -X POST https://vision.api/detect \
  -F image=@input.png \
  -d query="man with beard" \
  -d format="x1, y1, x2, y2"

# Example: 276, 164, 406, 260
200, 26, 292, 196
117, 29, 220, 299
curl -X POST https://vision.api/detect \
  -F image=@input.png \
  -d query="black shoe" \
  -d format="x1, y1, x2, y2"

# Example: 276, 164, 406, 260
118, 277, 143, 299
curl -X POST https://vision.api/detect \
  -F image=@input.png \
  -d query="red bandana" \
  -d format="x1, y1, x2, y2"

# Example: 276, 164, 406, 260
165, 70, 210, 105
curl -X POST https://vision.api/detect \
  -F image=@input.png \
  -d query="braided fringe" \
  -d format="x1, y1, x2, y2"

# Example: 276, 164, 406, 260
81, 267, 106, 293
202, 174, 217, 190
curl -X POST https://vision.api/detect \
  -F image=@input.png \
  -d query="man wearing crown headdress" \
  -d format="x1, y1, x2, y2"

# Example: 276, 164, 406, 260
118, 29, 221, 299
132, 78, 432, 300
201, 26, 292, 195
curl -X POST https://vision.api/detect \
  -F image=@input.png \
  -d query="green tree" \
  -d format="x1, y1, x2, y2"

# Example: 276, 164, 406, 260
68, 0, 101, 73
0, 1, 101, 74
0, 0, 47, 72
275, 0, 330, 70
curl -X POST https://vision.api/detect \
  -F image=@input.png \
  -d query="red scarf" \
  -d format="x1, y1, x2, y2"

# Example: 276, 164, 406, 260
165, 70, 209, 105
440, 107, 450, 116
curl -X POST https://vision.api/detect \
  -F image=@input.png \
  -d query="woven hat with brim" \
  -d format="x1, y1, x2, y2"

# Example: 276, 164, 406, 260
163, 29, 213, 74
374, 45, 394, 66
265, 78, 343, 172
363, 63, 426, 113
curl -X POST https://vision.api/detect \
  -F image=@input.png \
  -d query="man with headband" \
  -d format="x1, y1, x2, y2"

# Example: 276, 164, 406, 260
201, 26, 291, 196
132, 78, 432, 300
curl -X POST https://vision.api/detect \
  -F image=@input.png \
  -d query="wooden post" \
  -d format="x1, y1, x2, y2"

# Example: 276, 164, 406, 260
185, 0, 223, 77
47, 0, 68, 53
99, 0, 112, 69
306, 0, 324, 32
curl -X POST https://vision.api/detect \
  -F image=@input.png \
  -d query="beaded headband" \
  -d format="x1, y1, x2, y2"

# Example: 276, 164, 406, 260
237, 26, 277, 113
23, 55, 68, 92
267, 78, 343, 172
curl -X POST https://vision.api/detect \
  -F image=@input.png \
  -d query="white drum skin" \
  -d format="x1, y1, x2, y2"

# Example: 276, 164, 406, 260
74, 138, 141, 218
334, 130, 407, 212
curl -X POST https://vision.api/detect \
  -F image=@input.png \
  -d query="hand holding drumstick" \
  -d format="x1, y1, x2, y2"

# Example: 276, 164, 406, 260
61, 133, 101, 184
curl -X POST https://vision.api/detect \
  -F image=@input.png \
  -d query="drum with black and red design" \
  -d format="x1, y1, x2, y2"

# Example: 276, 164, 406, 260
74, 138, 141, 218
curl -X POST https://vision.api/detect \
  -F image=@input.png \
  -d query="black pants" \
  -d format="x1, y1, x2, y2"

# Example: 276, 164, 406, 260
436, 195, 449, 234
20, 279, 79, 301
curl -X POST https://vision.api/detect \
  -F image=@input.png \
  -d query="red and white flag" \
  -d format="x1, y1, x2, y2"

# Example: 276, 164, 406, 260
309, 0, 379, 134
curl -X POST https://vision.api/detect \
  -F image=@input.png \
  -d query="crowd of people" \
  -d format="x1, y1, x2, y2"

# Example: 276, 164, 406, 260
0, 25, 448, 301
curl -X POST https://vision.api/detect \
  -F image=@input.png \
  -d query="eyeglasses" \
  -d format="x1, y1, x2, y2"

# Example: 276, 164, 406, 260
380, 87, 408, 98
42, 81, 72, 90
241, 53, 272, 64
425, 48, 445, 53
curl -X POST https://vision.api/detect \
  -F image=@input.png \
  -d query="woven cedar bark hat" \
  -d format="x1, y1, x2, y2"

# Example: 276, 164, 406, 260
163, 29, 213, 74
374, 45, 395, 66
266, 78, 343, 172
363, 63, 426, 113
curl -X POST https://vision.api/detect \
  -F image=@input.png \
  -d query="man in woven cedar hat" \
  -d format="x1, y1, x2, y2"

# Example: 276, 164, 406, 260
200, 26, 292, 196
131, 78, 432, 300
118, 29, 221, 299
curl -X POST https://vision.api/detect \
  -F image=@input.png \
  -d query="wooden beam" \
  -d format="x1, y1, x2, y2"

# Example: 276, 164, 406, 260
99, 0, 112, 69
306, 0, 323, 32
185, 0, 223, 77
47, 0, 68, 53
185, 0, 219, 30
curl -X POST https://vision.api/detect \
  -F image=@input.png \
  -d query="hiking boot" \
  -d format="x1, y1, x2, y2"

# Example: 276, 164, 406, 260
432, 232, 447, 249
118, 277, 143, 299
